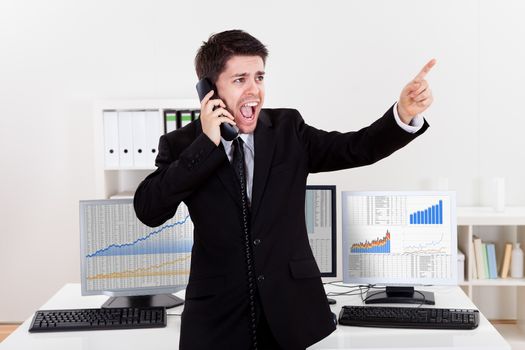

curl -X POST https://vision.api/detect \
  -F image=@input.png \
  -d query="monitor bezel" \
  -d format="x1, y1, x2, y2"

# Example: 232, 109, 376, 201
341, 190, 457, 286
79, 198, 188, 297
306, 185, 337, 278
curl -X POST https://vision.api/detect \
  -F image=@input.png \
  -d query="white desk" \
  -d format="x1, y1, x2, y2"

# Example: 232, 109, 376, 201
0, 284, 510, 350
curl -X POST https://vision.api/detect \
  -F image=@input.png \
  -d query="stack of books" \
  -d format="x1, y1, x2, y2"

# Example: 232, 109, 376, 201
472, 236, 513, 279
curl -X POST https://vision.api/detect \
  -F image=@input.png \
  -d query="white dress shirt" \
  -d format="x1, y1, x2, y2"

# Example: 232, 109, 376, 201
221, 133, 255, 204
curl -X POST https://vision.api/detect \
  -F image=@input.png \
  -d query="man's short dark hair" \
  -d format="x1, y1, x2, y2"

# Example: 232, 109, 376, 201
195, 30, 268, 83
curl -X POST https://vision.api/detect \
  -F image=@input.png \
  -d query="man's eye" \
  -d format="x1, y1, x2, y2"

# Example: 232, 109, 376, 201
234, 78, 245, 83
257, 75, 265, 81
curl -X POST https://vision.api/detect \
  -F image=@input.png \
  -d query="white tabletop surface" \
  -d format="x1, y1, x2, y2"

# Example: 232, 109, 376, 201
0, 283, 510, 350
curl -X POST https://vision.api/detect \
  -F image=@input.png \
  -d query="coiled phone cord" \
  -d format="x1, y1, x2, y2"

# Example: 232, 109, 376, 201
235, 138, 258, 350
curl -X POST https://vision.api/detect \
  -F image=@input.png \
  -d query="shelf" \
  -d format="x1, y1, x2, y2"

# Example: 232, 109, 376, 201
94, 98, 199, 199
467, 278, 525, 287
94, 98, 199, 111
458, 207, 525, 226
104, 167, 156, 171
455, 207, 525, 321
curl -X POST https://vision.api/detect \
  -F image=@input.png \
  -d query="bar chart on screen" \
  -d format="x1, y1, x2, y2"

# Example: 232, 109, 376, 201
344, 192, 455, 282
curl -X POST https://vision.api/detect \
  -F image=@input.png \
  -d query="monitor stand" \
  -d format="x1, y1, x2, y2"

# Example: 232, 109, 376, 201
102, 294, 184, 309
364, 286, 435, 305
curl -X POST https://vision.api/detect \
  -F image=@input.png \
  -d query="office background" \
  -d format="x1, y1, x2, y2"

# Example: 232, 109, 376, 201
1, 0, 524, 323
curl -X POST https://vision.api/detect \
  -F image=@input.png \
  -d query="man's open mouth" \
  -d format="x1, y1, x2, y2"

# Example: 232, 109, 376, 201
240, 102, 259, 119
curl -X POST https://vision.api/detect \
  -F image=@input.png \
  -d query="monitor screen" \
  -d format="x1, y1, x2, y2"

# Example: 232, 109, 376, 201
80, 199, 193, 297
342, 191, 457, 286
305, 185, 336, 277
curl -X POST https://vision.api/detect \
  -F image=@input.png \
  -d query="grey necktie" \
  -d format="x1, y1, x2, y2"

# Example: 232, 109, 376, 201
232, 137, 250, 208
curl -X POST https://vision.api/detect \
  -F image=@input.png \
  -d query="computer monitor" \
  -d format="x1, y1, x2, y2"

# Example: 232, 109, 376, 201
305, 185, 336, 277
79, 188, 335, 308
341, 191, 457, 305
79, 198, 193, 308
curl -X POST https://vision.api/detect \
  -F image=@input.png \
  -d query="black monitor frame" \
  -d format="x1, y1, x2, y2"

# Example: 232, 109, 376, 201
305, 185, 337, 278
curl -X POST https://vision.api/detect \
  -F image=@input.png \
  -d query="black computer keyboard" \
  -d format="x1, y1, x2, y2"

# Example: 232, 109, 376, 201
28, 307, 167, 333
339, 305, 479, 330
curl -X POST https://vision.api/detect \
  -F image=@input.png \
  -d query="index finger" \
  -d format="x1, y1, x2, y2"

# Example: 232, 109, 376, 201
200, 89, 215, 108
414, 58, 436, 82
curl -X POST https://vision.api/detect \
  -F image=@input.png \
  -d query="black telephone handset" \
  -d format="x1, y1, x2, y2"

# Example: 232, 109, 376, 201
196, 78, 239, 141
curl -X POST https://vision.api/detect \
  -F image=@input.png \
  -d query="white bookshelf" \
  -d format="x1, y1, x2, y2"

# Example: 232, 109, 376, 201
93, 99, 200, 199
457, 206, 525, 332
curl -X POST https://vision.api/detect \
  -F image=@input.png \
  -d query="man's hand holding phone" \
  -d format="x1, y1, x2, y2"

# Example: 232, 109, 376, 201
200, 90, 236, 146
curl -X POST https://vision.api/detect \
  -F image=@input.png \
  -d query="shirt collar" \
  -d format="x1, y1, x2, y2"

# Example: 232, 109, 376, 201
221, 133, 254, 153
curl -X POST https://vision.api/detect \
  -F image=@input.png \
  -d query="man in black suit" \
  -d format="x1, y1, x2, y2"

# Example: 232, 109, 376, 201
134, 30, 434, 350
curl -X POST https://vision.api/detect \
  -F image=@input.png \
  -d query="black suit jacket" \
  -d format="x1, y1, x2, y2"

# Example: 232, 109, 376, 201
134, 105, 428, 349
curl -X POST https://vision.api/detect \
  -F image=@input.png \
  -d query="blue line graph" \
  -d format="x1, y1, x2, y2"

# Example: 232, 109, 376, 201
403, 232, 447, 254
86, 215, 191, 258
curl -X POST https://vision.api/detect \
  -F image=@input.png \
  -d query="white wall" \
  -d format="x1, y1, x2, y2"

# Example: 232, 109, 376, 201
1, 0, 524, 322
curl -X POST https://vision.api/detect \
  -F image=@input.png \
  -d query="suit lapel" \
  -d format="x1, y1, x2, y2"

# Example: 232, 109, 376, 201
193, 120, 242, 210
251, 110, 276, 223
215, 149, 243, 210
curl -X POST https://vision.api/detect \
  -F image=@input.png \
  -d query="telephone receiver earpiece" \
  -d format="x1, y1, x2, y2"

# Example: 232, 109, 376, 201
196, 78, 239, 141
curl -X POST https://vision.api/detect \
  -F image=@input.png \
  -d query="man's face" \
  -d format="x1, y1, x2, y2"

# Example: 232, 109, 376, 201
215, 55, 265, 134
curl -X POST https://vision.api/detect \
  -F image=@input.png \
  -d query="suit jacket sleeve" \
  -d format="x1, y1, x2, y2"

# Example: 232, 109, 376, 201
133, 130, 227, 227
297, 103, 429, 173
